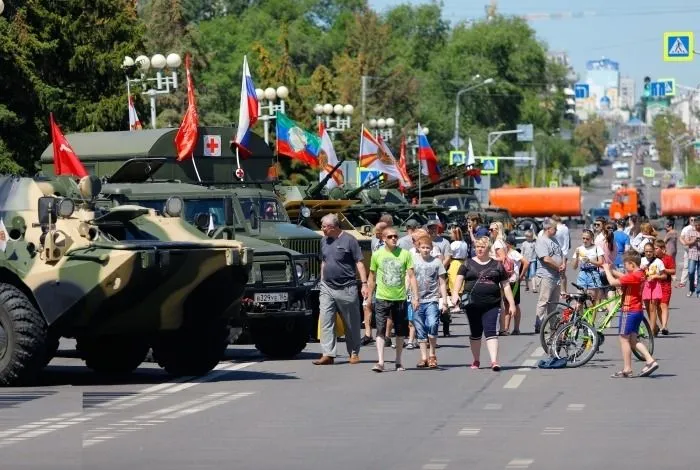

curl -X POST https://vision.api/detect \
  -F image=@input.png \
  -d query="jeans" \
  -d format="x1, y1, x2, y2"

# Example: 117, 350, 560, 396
413, 302, 440, 340
527, 260, 538, 279
689, 259, 700, 294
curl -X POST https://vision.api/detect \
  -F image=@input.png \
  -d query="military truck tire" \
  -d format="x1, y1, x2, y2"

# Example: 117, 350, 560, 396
78, 336, 150, 375
252, 318, 308, 359
0, 283, 48, 386
152, 320, 229, 376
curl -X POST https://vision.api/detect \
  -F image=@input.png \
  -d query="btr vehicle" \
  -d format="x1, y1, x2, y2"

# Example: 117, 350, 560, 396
96, 158, 318, 358
0, 174, 251, 386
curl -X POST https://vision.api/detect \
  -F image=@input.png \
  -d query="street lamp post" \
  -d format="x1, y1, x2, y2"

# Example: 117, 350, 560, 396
0, 1, 5, 15
453, 76, 495, 150
314, 103, 353, 139
368, 117, 395, 141
123, 53, 182, 129
255, 85, 289, 144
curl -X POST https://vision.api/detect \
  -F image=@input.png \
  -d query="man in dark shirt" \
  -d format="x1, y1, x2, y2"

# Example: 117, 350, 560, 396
313, 213, 369, 365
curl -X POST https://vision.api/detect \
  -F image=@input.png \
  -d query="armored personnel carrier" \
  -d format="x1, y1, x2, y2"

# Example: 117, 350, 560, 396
0, 174, 252, 386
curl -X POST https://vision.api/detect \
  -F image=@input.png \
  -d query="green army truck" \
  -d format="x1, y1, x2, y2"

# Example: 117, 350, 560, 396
0, 174, 252, 385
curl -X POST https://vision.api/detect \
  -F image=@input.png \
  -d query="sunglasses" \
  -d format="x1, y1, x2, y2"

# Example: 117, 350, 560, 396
386, 235, 398, 240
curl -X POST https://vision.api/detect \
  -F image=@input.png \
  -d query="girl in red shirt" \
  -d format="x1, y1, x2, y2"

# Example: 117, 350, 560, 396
655, 239, 676, 335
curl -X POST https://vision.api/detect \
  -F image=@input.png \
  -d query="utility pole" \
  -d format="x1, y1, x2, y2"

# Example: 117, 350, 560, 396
361, 75, 368, 125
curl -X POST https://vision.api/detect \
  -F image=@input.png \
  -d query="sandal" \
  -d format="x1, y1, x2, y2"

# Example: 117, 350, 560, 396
372, 363, 384, 373
511, 329, 520, 335
395, 363, 406, 372
639, 361, 659, 377
610, 370, 633, 378
428, 356, 438, 368
416, 359, 429, 368
491, 362, 501, 372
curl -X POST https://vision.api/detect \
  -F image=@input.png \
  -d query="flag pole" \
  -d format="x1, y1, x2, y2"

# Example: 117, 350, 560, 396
417, 123, 422, 205
235, 146, 242, 180
190, 155, 202, 182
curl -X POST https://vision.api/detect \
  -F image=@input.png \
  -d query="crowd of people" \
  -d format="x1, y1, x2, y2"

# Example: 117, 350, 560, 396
313, 211, 699, 377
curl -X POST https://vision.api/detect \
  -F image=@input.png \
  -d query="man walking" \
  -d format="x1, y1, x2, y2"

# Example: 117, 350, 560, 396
313, 214, 369, 365
551, 215, 570, 295
368, 227, 419, 372
534, 218, 565, 333
426, 220, 452, 269
398, 220, 421, 250
678, 216, 696, 289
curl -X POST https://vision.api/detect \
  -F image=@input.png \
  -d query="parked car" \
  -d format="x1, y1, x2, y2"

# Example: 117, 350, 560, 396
600, 199, 613, 209
652, 179, 660, 187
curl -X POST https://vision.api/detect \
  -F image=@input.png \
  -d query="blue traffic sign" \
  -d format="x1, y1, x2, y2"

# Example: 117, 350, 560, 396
650, 81, 666, 97
658, 78, 676, 96
574, 83, 589, 99
479, 158, 498, 175
663, 32, 694, 62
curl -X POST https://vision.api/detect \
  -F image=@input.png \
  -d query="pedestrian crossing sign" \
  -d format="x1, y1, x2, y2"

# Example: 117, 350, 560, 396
478, 157, 498, 175
664, 32, 694, 62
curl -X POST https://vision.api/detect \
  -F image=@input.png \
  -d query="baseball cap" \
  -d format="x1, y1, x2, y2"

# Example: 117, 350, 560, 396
506, 232, 517, 246
405, 220, 421, 229
426, 219, 440, 228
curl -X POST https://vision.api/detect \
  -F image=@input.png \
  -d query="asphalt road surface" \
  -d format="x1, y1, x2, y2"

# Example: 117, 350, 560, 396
2, 172, 696, 469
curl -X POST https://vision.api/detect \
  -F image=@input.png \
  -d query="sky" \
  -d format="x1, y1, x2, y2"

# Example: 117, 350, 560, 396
368, 0, 700, 97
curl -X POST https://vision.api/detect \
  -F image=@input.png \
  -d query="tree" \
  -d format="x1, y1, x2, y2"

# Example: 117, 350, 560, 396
651, 112, 690, 170
0, 0, 144, 173
573, 116, 609, 165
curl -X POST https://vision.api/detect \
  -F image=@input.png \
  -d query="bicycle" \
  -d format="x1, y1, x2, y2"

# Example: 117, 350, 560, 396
539, 282, 654, 362
546, 299, 600, 367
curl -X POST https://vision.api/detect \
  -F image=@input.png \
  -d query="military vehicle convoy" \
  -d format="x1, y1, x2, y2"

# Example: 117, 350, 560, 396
93, 158, 319, 359
0, 174, 252, 386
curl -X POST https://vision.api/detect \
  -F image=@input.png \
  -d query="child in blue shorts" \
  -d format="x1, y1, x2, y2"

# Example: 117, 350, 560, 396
602, 250, 659, 378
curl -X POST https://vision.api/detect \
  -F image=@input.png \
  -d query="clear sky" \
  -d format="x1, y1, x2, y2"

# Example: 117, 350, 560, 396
368, 0, 700, 96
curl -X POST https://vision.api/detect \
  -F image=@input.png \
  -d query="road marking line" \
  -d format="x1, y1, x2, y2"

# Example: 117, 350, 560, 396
541, 427, 565, 435
458, 427, 480, 436
422, 465, 447, 470
506, 458, 534, 469
0, 361, 259, 448
519, 359, 538, 370
503, 374, 526, 389
567, 404, 586, 412
531, 347, 545, 357
484, 403, 502, 410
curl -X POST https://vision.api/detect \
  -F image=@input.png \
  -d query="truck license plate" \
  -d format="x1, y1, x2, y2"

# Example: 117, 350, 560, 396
254, 292, 288, 303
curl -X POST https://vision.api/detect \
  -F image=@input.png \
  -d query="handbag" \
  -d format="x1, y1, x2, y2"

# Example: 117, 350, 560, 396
460, 264, 490, 306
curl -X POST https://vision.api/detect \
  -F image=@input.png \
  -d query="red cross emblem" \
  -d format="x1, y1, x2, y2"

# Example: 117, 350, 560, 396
203, 135, 221, 156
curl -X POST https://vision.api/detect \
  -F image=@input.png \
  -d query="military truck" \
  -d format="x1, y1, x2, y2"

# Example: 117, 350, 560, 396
95, 158, 318, 359
0, 174, 252, 386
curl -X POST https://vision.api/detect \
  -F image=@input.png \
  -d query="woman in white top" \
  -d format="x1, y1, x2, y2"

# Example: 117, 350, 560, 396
573, 229, 605, 302
488, 221, 507, 262
631, 222, 657, 254
448, 226, 469, 294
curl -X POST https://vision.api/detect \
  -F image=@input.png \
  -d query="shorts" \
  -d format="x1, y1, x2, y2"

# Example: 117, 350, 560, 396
527, 260, 537, 280
576, 270, 603, 289
413, 302, 440, 340
465, 303, 500, 340
507, 281, 521, 305
660, 282, 672, 304
642, 280, 662, 301
619, 310, 644, 336
375, 299, 409, 338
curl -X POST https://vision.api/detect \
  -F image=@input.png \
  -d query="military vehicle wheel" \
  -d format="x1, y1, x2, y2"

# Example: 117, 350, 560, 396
252, 317, 308, 359
78, 335, 150, 375
152, 319, 229, 376
0, 283, 48, 386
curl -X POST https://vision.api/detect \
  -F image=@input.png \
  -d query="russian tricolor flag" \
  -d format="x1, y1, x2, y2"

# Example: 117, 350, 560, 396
233, 55, 259, 157
417, 124, 440, 183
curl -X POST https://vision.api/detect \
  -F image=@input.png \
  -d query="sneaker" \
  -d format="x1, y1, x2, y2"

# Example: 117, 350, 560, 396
405, 342, 415, 350
661, 328, 669, 336
687, 292, 694, 298
470, 361, 480, 370
360, 335, 374, 346
491, 362, 501, 372
385, 337, 392, 348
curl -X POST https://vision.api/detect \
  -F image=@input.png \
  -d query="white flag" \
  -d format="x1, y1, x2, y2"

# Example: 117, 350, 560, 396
0, 218, 8, 252
318, 122, 343, 189
466, 138, 476, 167
128, 95, 142, 131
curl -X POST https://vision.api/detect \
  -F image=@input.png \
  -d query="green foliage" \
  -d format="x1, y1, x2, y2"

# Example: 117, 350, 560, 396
0, 0, 144, 173
0, 0, 574, 182
573, 117, 609, 165
651, 112, 690, 171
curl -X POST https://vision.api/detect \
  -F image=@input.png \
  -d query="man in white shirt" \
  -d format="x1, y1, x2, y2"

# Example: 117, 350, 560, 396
551, 215, 570, 295
678, 216, 697, 288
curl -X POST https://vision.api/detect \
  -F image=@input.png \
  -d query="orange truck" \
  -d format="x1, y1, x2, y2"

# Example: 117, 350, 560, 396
660, 187, 700, 216
609, 187, 639, 220
488, 187, 583, 232
489, 187, 582, 217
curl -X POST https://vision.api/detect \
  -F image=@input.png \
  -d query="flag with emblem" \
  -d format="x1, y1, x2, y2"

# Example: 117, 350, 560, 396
50, 113, 88, 178
276, 112, 320, 167
128, 95, 142, 130
358, 126, 410, 186
397, 134, 412, 190
318, 122, 343, 189
203, 135, 222, 156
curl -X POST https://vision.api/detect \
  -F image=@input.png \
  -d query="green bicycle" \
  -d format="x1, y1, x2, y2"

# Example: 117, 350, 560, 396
539, 282, 654, 362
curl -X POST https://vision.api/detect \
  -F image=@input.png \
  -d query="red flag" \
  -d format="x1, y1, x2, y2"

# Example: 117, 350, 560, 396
50, 113, 88, 178
174, 54, 199, 161
398, 134, 412, 191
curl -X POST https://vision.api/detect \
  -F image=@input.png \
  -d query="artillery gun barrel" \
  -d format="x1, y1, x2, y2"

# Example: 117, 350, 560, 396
344, 173, 383, 200
306, 160, 344, 199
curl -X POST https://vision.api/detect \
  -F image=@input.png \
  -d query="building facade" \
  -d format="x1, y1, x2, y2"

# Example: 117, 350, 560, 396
619, 77, 636, 110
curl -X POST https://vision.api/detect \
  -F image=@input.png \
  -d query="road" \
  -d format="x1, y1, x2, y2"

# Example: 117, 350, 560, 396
2, 171, 697, 469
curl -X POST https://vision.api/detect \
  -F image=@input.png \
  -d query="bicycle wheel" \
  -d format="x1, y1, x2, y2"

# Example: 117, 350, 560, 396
539, 303, 575, 351
550, 320, 600, 368
632, 316, 654, 361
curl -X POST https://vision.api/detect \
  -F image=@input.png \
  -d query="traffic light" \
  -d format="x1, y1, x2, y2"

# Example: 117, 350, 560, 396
640, 76, 651, 123
643, 76, 651, 99
564, 87, 576, 122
